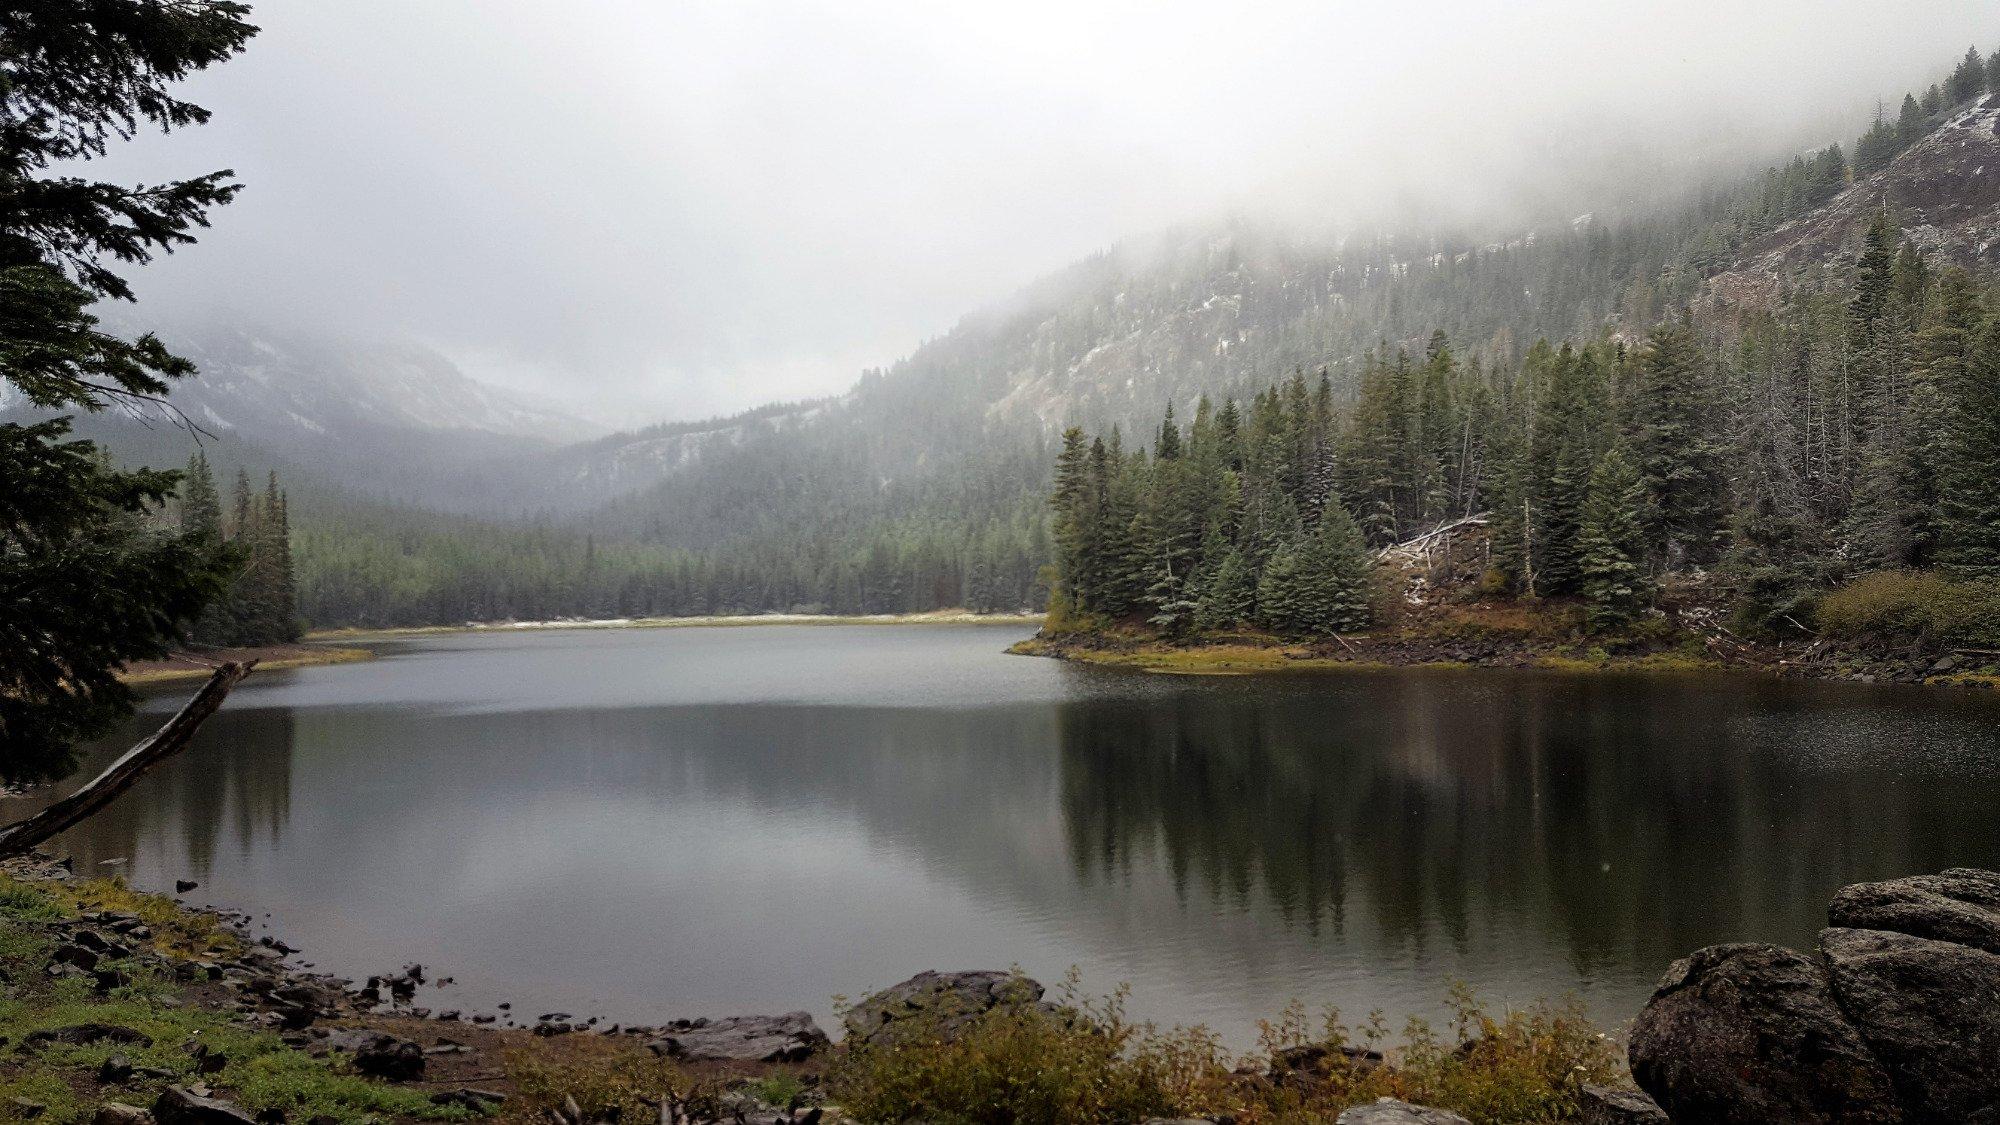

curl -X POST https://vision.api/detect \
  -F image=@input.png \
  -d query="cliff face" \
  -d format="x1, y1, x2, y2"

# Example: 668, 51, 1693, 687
1705, 96, 2000, 311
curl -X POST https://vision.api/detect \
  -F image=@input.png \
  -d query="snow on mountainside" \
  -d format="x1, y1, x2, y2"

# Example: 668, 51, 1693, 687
1705, 96, 2000, 309
549, 399, 836, 498
164, 329, 603, 445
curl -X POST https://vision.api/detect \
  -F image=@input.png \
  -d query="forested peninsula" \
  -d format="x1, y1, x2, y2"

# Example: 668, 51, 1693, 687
1018, 214, 2000, 686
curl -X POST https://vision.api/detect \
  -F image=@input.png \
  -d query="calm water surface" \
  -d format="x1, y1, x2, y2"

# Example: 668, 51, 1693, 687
15, 624, 2000, 1044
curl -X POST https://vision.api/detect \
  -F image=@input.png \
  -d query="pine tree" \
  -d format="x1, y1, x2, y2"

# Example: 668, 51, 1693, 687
1256, 539, 1304, 633
1898, 93, 1927, 144
1850, 213, 1897, 344
265, 473, 299, 641
1948, 46, 1987, 105
1578, 447, 1652, 632
1940, 319, 2000, 576
1195, 548, 1255, 631
0, 1, 256, 783
1629, 321, 1727, 567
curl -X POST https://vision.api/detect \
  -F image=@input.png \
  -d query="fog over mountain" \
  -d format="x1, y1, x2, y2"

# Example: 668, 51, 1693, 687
89, 0, 1997, 425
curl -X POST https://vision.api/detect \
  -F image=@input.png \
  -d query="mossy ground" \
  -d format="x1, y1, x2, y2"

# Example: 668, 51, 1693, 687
0, 875, 465, 1125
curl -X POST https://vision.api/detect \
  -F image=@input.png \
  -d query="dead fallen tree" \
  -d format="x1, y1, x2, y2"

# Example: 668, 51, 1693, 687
0, 661, 254, 858
1374, 513, 1491, 565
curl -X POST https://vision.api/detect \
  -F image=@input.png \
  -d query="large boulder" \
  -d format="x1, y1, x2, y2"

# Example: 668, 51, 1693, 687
1820, 926, 2000, 1123
1333, 1100, 1470, 1125
1828, 868, 2000, 955
1627, 942, 1904, 1124
651, 1012, 829, 1063
842, 970, 1054, 1046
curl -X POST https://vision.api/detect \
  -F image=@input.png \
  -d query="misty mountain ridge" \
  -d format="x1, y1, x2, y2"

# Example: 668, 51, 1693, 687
33, 71, 2000, 600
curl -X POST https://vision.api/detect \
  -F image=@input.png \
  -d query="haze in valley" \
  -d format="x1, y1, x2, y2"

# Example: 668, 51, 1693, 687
90, 0, 1998, 425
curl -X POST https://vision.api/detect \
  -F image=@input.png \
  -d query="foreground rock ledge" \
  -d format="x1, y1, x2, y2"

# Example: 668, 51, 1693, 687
1630, 867, 2000, 1124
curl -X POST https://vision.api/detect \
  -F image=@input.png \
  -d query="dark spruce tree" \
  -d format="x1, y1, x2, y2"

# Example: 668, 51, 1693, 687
0, 1, 258, 784
1578, 446, 1651, 632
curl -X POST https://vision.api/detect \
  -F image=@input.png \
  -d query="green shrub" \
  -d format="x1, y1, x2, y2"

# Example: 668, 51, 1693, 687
1817, 570, 2000, 646
829, 980, 1228, 1125
831, 979, 1619, 1125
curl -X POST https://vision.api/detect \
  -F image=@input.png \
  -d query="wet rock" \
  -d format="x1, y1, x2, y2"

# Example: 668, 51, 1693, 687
93, 1104, 153, 1125
1576, 1085, 1668, 1124
842, 970, 1054, 1046
651, 1012, 829, 1063
1334, 1099, 1471, 1125
175, 880, 199, 894
1820, 925, 2000, 1123
1628, 942, 1903, 1124
152, 1088, 257, 1125
23, 1024, 152, 1050
1827, 867, 2000, 955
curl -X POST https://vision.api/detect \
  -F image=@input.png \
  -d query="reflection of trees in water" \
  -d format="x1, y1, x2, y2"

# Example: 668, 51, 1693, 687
47, 708, 296, 879
1057, 674, 2000, 974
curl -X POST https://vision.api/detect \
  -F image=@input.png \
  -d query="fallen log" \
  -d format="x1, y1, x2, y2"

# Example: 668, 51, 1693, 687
0, 661, 254, 858
1374, 513, 1491, 562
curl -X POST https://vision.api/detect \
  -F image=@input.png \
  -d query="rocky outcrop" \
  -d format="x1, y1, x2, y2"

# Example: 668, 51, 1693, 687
1631, 868, 2000, 1124
1333, 1100, 1471, 1125
842, 970, 1056, 1046
650, 1012, 829, 1063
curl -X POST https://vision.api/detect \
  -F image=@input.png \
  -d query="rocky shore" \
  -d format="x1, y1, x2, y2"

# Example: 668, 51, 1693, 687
4, 852, 1994, 1124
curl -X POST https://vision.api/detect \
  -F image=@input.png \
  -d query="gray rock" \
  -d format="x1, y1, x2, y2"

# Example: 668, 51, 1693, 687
842, 970, 1054, 1046
1334, 1099, 1471, 1125
1576, 1085, 1668, 1124
10, 1098, 46, 1120
93, 1104, 153, 1125
1820, 925, 2000, 1124
317, 1031, 424, 1080
652, 1012, 828, 1063
98, 1055, 135, 1083
1828, 868, 2000, 955
1628, 942, 1904, 1124
152, 1089, 257, 1125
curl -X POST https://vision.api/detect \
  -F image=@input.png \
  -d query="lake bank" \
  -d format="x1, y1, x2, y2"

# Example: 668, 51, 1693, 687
118, 644, 377, 686
1011, 607, 2000, 689
0, 855, 1635, 1125
308, 609, 1041, 642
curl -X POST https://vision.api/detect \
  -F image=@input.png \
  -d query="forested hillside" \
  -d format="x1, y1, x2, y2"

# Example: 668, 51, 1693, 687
100, 43, 2000, 628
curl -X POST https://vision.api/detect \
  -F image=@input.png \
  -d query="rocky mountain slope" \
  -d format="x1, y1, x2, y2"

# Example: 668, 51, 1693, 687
1706, 94, 2000, 310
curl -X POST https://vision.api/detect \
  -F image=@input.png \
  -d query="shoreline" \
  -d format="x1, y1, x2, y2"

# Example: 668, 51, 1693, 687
1011, 623, 2000, 689
118, 643, 377, 686
0, 855, 1641, 1125
308, 609, 1042, 642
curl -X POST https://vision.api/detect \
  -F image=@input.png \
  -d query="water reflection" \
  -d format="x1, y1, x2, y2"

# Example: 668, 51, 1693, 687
14, 630, 2000, 1044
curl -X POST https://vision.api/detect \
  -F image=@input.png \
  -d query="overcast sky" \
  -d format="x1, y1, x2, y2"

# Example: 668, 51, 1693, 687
102, 0, 1998, 425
